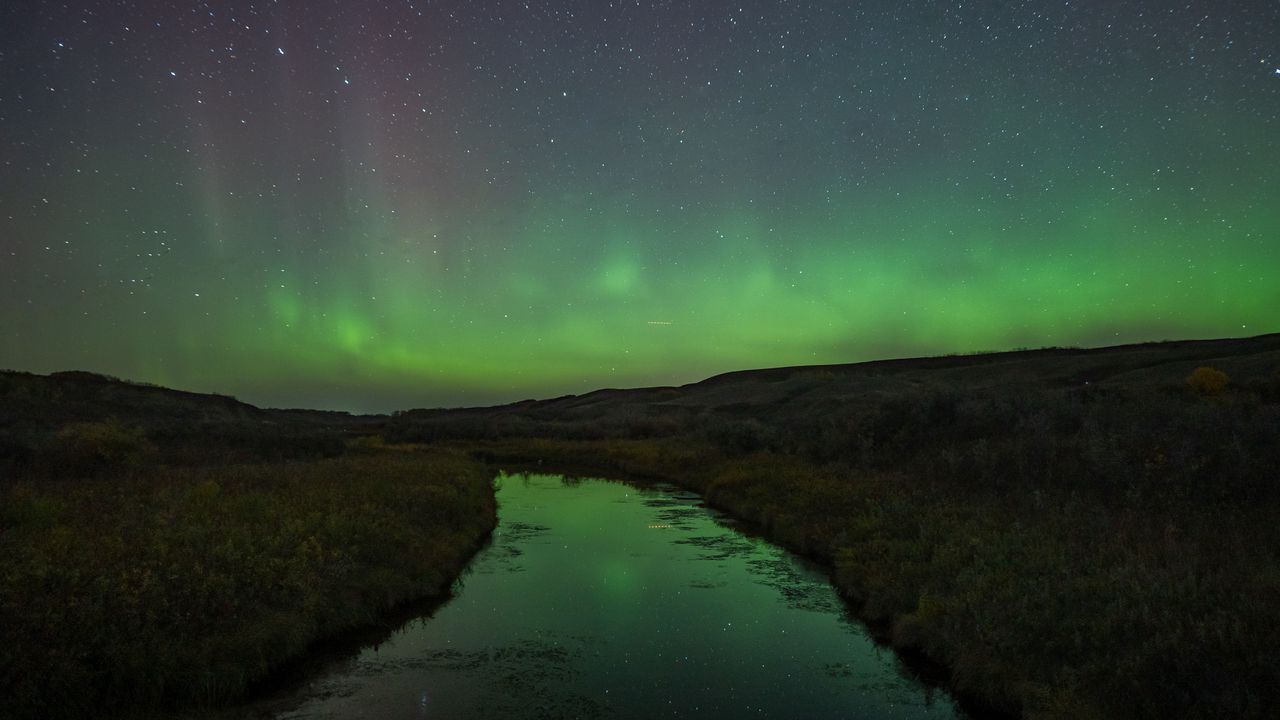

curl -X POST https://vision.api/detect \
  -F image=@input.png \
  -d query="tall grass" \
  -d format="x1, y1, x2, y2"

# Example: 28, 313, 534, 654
0, 450, 495, 718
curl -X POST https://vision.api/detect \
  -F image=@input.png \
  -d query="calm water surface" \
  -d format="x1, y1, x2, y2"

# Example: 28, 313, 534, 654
263, 474, 963, 719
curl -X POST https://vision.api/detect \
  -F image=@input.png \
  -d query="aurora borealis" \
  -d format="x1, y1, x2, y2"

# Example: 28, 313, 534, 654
2, 1, 1278, 412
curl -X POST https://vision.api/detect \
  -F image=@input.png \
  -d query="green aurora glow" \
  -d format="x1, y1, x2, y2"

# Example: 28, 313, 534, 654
2, 1, 1277, 411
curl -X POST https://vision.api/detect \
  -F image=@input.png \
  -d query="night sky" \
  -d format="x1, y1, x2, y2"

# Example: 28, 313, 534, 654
2, 1, 1278, 412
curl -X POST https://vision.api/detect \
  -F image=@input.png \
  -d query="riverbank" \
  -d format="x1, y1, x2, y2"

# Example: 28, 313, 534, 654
0, 447, 497, 719
5, 337, 1276, 719
471, 436, 1280, 719
245, 470, 969, 719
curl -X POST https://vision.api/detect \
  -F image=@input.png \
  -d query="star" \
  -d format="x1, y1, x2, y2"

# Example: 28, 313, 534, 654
1, 0, 1276, 411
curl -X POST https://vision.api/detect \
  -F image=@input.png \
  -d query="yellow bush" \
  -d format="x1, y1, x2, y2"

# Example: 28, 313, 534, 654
1185, 366, 1229, 396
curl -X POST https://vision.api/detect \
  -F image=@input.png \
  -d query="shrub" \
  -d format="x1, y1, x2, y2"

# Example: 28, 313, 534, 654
702, 417, 775, 455
46, 419, 155, 476
1185, 366, 1229, 396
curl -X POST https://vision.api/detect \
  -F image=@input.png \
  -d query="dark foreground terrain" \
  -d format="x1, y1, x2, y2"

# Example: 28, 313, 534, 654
0, 373, 497, 718
3, 333, 1280, 718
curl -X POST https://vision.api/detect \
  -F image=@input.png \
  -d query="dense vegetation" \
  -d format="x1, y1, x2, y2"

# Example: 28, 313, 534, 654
0, 409, 495, 718
2, 334, 1278, 719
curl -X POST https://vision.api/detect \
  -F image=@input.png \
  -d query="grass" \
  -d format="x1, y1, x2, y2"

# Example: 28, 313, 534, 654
3, 337, 1278, 719
0, 448, 496, 719
468, 373, 1280, 719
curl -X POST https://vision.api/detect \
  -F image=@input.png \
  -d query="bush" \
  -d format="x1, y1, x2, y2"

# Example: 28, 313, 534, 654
1186, 366, 1229, 396
701, 417, 775, 455
46, 419, 155, 476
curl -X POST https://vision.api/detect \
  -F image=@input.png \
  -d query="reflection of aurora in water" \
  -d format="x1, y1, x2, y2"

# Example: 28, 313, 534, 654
266, 474, 963, 719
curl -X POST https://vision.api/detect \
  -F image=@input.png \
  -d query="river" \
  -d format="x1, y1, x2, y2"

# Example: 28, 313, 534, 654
257, 473, 965, 719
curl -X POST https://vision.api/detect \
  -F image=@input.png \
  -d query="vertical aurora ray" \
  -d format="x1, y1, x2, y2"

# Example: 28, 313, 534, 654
1, 0, 1277, 411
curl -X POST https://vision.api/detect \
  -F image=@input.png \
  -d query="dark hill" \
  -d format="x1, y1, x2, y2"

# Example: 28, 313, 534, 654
0, 370, 380, 469
386, 333, 1280, 442
6, 332, 1278, 464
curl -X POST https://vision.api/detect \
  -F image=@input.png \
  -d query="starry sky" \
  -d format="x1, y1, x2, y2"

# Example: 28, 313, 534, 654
2, 1, 1278, 412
